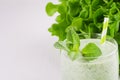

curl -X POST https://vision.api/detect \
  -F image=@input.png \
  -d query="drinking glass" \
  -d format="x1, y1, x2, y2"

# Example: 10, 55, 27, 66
61, 33, 119, 80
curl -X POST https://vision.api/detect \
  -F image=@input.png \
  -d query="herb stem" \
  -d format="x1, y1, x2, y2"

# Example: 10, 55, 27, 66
89, 5, 92, 19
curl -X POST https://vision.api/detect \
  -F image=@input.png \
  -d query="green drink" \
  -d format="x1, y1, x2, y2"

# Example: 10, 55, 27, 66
61, 35, 119, 80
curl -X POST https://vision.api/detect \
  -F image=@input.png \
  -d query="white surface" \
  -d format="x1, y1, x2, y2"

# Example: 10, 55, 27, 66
0, 0, 60, 80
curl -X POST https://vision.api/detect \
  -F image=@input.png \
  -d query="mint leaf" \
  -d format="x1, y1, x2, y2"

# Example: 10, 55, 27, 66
54, 41, 70, 52
85, 0, 91, 4
79, 6, 89, 19
92, 0, 101, 9
93, 7, 105, 25
71, 18, 83, 31
109, 21, 119, 37
68, 0, 80, 17
66, 27, 80, 52
114, 33, 120, 45
65, 27, 80, 60
46, 2, 58, 16
54, 41, 80, 61
68, 51, 80, 60
48, 22, 68, 41
81, 43, 102, 60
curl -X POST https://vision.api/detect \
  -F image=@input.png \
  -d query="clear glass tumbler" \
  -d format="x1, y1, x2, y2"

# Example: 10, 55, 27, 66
61, 33, 119, 80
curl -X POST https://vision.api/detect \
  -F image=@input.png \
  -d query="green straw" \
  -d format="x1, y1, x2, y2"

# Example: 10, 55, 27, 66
100, 17, 109, 44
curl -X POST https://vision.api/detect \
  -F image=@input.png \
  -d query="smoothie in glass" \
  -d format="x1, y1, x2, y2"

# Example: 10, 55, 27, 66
61, 38, 119, 80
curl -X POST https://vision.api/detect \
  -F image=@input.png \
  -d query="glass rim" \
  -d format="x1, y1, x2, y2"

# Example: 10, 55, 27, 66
62, 33, 118, 61
79, 33, 118, 59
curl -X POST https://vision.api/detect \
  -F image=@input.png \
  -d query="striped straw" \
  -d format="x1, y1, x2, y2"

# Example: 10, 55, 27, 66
100, 17, 109, 44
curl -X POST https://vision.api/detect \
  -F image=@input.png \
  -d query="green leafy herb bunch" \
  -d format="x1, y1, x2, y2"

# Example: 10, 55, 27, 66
46, 0, 120, 62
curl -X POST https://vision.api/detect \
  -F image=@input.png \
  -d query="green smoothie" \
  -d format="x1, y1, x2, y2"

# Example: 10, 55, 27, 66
61, 39, 119, 80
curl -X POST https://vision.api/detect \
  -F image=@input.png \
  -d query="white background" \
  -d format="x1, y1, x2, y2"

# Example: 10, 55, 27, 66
0, 0, 61, 80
